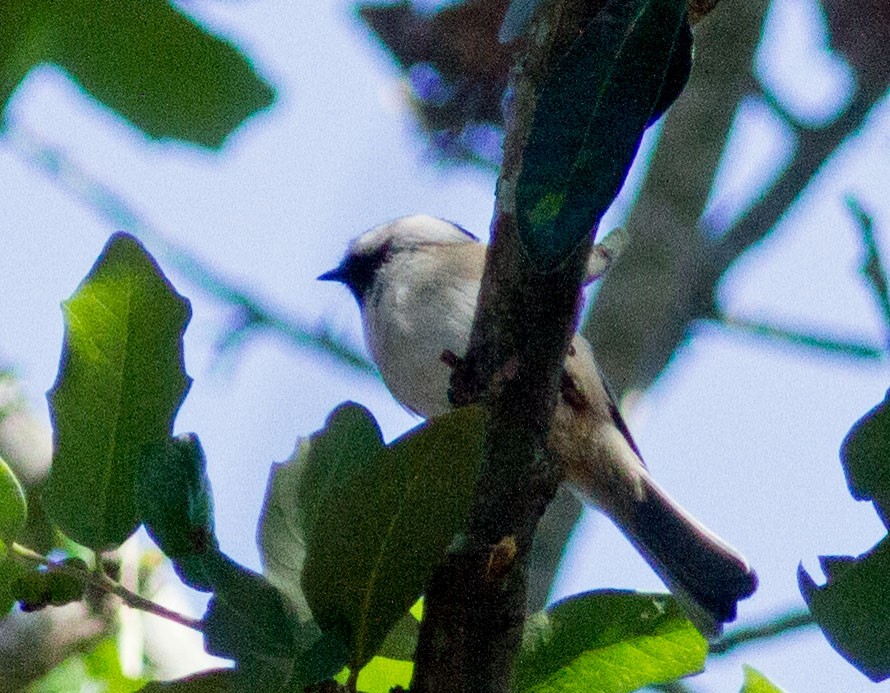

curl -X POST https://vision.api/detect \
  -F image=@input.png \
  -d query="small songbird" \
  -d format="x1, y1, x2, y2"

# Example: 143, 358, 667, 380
319, 214, 757, 636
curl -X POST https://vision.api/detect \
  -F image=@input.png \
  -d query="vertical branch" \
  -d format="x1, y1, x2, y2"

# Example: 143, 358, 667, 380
411, 2, 603, 691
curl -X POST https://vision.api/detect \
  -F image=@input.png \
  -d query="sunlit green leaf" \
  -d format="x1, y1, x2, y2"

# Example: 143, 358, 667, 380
740, 665, 786, 693
799, 537, 890, 682
356, 656, 414, 693
0, 0, 275, 148
44, 233, 191, 550
516, 0, 690, 269
301, 404, 485, 669
514, 590, 707, 692
0, 456, 27, 555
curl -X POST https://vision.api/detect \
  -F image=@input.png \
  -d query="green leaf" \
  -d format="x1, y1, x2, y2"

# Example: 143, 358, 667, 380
799, 536, 890, 682
0, 456, 27, 555
139, 669, 243, 691
0, 0, 275, 148
840, 388, 890, 528
137, 434, 216, 559
375, 607, 421, 661
81, 637, 147, 692
258, 403, 386, 622
0, 557, 26, 615
44, 232, 191, 550
301, 404, 485, 669
201, 552, 301, 661
140, 660, 292, 692
515, 0, 690, 269
740, 665, 786, 693
513, 590, 707, 692
355, 656, 414, 693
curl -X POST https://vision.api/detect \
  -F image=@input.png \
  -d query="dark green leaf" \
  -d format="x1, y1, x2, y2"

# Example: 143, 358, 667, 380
12, 569, 53, 612
201, 552, 300, 661
799, 537, 890, 682
513, 590, 707, 692
258, 403, 385, 622
137, 434, 216, 558
45, 562, 88, 606
139, 669, 245, 691
302, 405, 485, 669
44, 233, 191, 550
516, 0, 690, 269
740, 665, 785, 693
0, 456, 27, 555
0, 558, 26, 615
375, 608, 421, 661
840, 389, 890, 528
0, 0, 275, 148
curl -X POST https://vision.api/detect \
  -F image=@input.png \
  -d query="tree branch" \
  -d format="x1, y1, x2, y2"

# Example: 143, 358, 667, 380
10, 543, 204, 633
411, 2, 601, 691
2, 124, 376, 377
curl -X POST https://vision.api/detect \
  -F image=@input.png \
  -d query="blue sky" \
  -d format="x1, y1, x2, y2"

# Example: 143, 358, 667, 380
1, 0, 888, 689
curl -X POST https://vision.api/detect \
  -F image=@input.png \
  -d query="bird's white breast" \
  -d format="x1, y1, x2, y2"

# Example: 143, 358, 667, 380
364, 247, 480, 417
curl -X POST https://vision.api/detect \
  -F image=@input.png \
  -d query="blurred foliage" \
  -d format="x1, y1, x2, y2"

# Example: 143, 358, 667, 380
797, 390, 890, 682
358, 0, 512, 166
358, 0, 890, 615
0, 0, 274, 147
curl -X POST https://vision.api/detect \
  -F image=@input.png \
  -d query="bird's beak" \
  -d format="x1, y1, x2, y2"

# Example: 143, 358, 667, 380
317, 264, 347, 283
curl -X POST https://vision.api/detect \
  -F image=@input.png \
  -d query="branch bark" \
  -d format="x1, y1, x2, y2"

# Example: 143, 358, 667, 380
410, 2, 608, 691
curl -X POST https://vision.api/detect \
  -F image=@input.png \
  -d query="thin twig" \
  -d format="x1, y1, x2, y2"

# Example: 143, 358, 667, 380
2, 123, 376, 377
10, 543, 204, 633
847, 197, 890, 349
709, 607, 815, 655
706, 314, 884, 360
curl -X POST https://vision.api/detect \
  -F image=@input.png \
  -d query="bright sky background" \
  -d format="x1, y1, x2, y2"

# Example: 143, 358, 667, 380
1, 0, 888, 690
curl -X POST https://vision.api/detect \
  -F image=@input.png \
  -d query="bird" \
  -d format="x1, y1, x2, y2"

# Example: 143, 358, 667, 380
319, 214, 757, 636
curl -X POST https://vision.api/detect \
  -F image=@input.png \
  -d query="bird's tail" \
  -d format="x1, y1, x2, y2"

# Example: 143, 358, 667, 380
609, 472, 758, 638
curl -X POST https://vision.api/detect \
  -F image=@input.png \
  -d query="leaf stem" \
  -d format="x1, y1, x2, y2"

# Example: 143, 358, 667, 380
707, 313, 883, 359
709, 607, 815, 655
10, 542, 204, 633
847, 197, 890, 349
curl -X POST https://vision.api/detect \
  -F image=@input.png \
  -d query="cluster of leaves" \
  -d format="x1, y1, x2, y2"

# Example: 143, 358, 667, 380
1, 234, 714, 691
799, 390, 890, 682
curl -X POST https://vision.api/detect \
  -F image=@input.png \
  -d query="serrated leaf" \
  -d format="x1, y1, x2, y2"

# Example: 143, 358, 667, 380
44, 233, 191, 550
0, 456, 27, 555
516, 0, 690, 269
740, 665, 786, 693
258, 403, 385, 622
301, 405, 485, 669
799, 536, 890, 682
840, 389, 890, 528
514, 590, 707, 692
0, 0, 274, 148
137, 433, 216, 559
